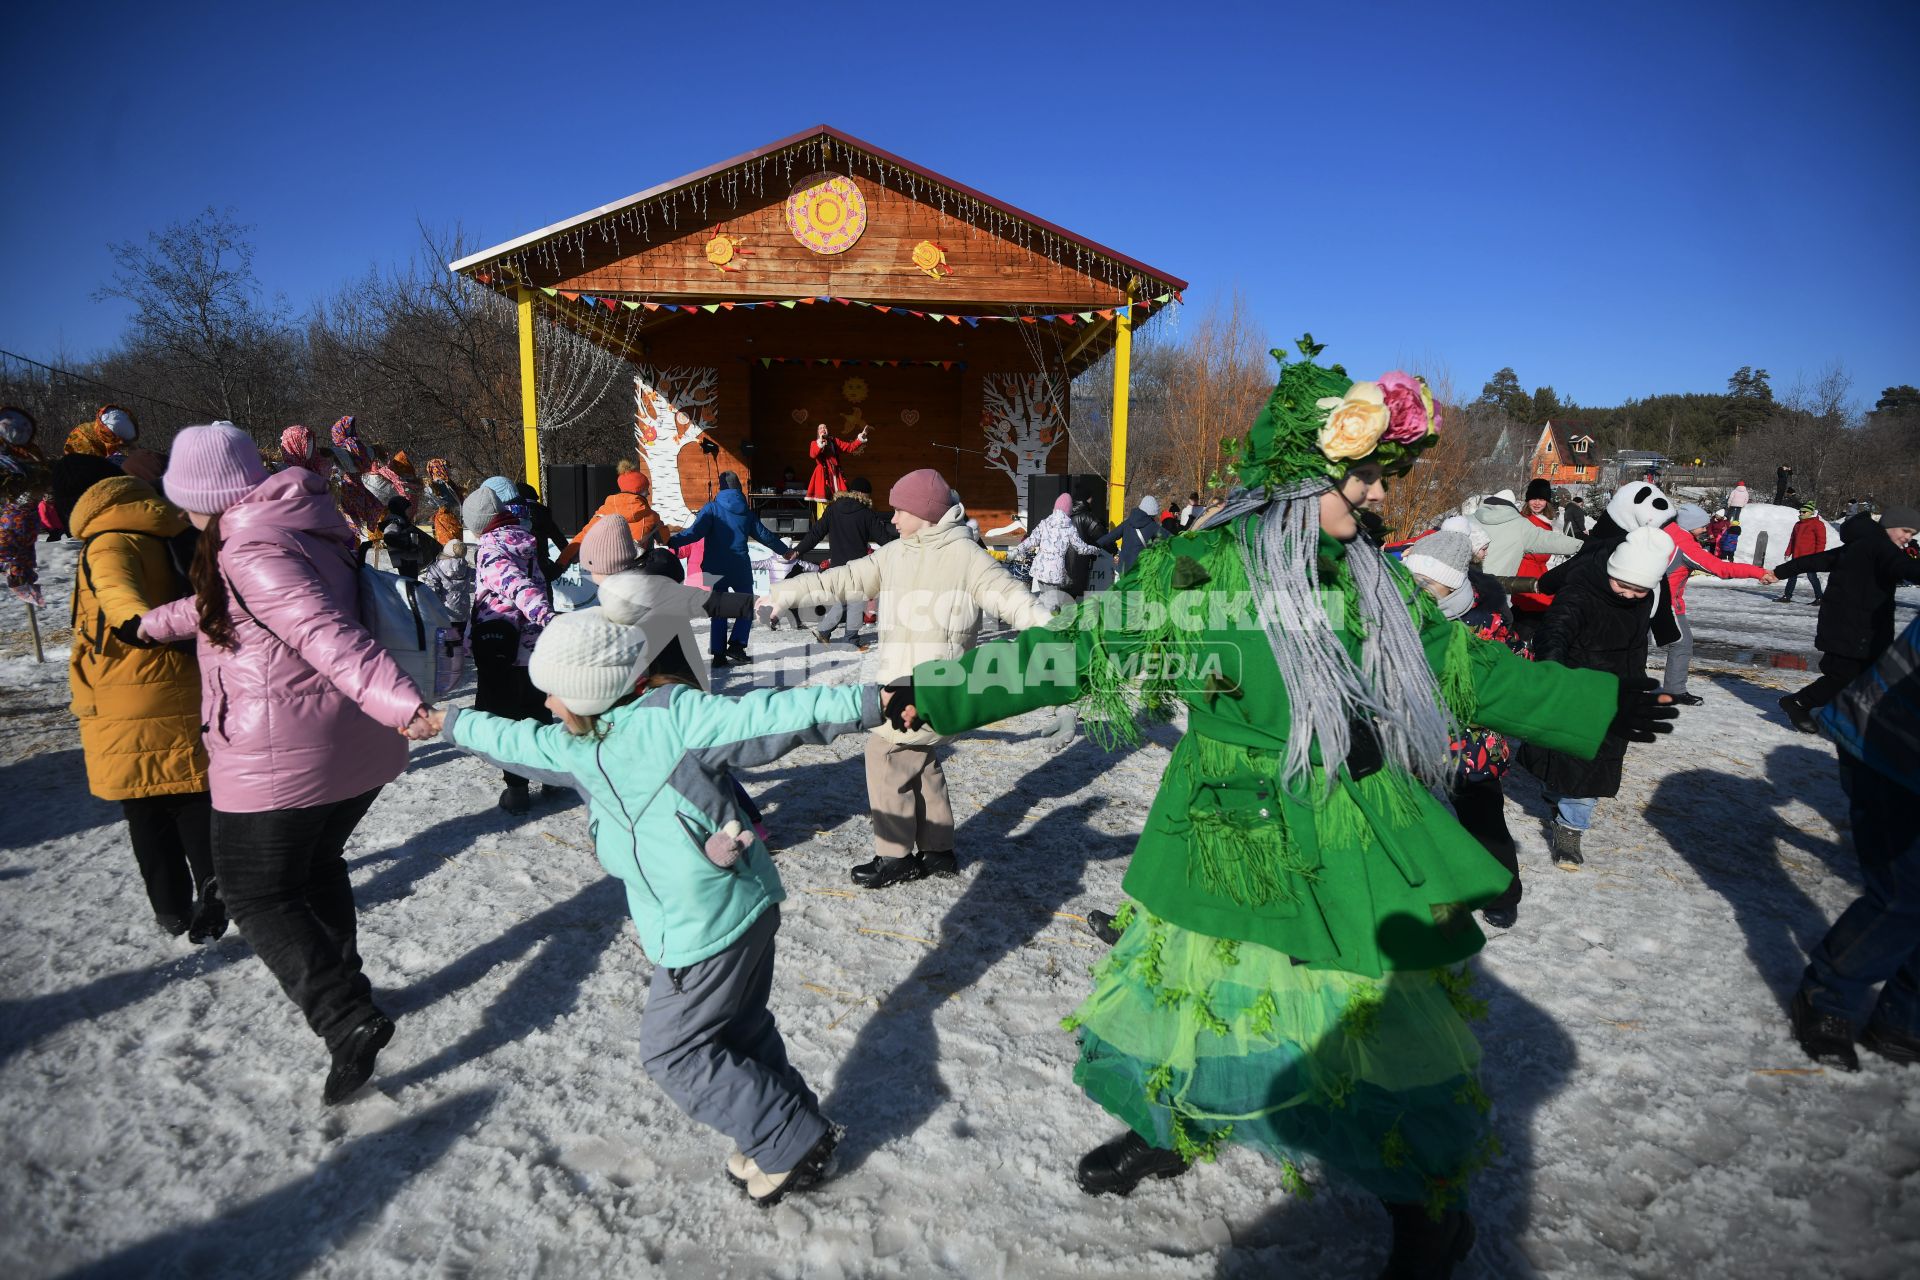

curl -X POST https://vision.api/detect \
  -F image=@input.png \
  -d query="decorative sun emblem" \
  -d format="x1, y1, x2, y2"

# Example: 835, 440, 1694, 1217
841, 376, 868, 403
911, 240, 953, 279
785, 175, 867, 255
704, 230, 749, 273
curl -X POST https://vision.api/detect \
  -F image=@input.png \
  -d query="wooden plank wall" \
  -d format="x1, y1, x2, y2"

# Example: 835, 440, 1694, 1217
554, 179, 1128, 309
630, 308, 1069, 532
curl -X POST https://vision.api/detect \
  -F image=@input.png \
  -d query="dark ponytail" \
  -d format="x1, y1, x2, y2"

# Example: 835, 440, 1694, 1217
190, 513, 236, 650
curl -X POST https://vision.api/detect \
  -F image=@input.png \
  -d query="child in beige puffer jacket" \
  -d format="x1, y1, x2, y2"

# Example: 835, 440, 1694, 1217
770, 468, 1053, 889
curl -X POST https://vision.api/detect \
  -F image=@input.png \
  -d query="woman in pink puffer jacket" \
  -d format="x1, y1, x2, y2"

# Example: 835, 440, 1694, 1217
140, 423, 431, 1106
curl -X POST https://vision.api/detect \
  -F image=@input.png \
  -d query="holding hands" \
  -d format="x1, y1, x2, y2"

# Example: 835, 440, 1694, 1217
402, 705, 444, 740
881, 678, 919, 732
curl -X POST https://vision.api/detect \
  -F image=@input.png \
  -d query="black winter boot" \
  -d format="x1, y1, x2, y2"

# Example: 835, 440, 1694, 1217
1075, 1131, 1190, 1196
1086, 910, 1123, 946
744, 1126, 838, 1207
918, 850, 958, 877
1549, 820, 1584, 870
1861, 1022, 1920, 1067
1790, 991, 1859, 1072
499, 783, 531, 816
187, 878, 228, 944
323, 1013, 395, 1105
1780, 695, 1817, 733
852, 853, 930, 888
1378, 1201, 1475, 1279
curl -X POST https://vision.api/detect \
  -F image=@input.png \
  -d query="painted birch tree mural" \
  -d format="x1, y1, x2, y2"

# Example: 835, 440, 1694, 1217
634, 366, 719, 525
981, 371, 1064, 534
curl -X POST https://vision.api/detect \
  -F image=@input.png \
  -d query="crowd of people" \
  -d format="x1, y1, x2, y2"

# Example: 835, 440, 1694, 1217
5, 365, 1918, 1277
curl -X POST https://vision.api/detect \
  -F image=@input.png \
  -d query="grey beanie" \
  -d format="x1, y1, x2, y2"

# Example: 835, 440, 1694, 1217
1139, 494, 1161, 517
1401, 530, 1473, 591
462, 485, 503, 533
1880, 505, 1920, 532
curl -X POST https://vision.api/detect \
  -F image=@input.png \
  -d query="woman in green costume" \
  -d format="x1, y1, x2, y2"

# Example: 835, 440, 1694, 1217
881, 338, 1677, 1278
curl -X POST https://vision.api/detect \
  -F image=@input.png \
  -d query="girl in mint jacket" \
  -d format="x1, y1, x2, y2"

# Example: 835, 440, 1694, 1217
427, 602, 882, 1205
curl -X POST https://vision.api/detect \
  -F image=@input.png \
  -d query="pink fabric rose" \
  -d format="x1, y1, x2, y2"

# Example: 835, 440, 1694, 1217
1377, 371, 1431, 444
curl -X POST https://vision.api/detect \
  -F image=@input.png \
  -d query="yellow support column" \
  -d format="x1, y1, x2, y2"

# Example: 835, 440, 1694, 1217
1106, 286, 1136, 527
516, 286, 541, 494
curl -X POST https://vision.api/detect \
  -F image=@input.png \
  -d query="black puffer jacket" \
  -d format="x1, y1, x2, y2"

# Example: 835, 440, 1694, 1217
1778, 513, 1920, 661
1064, 499, 1109, 596
792, 490, 896, 568
1518, 554, 1651, 798
1539, 511, 1680, 646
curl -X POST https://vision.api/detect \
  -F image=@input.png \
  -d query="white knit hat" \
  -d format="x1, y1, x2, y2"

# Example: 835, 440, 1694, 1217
1139, 494, 1161, 517
1439, 514, 1490, 556
1607, 526, 1672, 590
528, 608, 649, 715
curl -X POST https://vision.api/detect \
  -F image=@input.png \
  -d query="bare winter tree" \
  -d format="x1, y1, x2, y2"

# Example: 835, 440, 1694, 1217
981, 371, 1068, 531
634, 366, 721, 526
1727, 362, 1920, 512
94, 207, 301, 440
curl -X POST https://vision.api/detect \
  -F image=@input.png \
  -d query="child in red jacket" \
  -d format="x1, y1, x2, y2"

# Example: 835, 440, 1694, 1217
1775, 506, 1829, 603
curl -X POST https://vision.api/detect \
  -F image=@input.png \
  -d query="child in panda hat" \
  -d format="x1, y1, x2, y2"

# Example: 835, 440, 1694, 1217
1519, 527, 1681, 869
1537, 481, 1684, 649
419, 603, 893, 1207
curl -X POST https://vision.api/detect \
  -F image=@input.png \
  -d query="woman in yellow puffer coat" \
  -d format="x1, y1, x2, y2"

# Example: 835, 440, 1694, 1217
54, 455, 226, 942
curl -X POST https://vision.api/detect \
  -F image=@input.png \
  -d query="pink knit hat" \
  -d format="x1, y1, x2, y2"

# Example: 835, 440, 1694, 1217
164, 422, 268, 514
1053, 492, 1073, 514
889, 468, 953, 523
580, 514, 639, 577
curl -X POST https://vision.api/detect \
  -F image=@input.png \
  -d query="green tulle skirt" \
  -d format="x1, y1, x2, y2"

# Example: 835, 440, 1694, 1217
1064, 904, 1499, 1212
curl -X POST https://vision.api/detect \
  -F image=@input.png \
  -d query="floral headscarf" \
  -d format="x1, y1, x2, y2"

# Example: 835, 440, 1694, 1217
280, 424, 332, 476
330, 415, 371, 472
425, 457, 451, 485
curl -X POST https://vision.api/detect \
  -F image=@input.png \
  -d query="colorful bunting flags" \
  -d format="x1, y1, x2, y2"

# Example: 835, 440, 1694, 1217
743, 357, 969, 370
528, 288, 1180, 326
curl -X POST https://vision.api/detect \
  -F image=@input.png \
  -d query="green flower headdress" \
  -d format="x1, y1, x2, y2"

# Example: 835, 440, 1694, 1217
1225, 334, 1442, 493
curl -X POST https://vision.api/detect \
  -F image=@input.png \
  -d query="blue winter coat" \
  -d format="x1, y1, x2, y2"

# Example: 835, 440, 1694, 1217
669, 488, 791, 586
445, 681, 881, 965
1819, 613, 1920, 796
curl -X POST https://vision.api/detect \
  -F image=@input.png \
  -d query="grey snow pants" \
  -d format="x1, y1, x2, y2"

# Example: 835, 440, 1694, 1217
638, 906, 827, 1175
1661, 611, 1695, 695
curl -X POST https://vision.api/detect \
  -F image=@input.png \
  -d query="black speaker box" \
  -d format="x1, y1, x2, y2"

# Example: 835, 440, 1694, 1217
1026, 472, 1103, 522
545, 464, 621, 538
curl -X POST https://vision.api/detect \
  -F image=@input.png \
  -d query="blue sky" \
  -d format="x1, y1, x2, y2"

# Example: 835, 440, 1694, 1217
5, 0, 1915, 409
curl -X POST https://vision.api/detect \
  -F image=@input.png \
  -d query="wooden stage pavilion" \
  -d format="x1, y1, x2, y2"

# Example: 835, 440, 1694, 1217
450, 125, 1186, 534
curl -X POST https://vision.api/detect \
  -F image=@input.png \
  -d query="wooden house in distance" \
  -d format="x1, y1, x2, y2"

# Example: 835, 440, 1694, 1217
1529, 421, 1600, 487
450, 125, 1186, 534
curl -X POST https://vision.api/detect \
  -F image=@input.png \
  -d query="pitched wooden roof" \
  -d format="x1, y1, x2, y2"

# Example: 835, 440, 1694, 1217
449, 125, 1186, 302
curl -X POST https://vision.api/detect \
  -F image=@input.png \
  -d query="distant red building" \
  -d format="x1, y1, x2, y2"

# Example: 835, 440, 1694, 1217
1530, 421, 1600, 485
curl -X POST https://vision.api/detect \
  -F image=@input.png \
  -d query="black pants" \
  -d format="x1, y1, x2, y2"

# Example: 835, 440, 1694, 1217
212, 788, 382, 1052
121, 791, 214, 924
1454, 776, 1521, 914
1797, 654, 1868, 710
472, 619, 554, 786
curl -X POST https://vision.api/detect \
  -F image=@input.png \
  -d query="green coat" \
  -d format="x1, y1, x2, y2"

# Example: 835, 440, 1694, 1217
910, 518, 1615, 978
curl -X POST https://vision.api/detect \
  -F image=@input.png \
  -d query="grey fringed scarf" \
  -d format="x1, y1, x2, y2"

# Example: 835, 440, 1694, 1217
1234, 480, 1459, 798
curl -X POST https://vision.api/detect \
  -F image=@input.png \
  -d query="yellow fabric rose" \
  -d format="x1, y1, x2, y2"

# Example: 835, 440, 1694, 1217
1316, 381, 1390, 461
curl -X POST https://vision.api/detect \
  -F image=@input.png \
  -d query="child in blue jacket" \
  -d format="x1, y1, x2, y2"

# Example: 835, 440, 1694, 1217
422, 599, 885, 1205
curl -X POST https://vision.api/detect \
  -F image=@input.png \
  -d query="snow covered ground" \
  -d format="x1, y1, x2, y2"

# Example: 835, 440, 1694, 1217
2, 544, 1916, 1279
